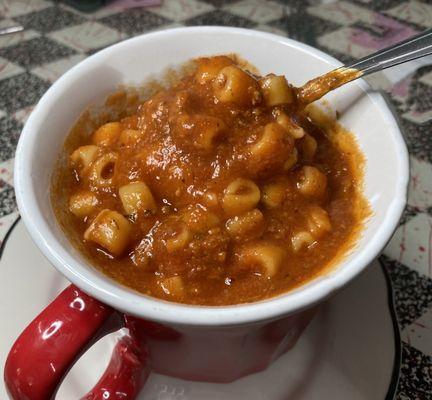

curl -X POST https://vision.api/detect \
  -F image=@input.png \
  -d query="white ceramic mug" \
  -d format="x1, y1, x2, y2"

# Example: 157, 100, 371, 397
5, 27, 408, 400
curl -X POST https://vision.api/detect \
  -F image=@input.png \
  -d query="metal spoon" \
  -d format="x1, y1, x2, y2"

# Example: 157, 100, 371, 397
0, 25, 24, 36
297, 28, 432, 105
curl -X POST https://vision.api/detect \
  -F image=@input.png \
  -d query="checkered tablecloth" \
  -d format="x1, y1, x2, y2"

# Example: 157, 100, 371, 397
0, 0, 431, 398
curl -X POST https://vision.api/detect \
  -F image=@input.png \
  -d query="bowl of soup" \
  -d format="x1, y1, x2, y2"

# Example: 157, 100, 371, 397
14, 27, 408, 325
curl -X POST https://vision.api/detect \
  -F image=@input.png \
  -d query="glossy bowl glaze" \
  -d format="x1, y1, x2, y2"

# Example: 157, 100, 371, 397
14, 26, 409, 326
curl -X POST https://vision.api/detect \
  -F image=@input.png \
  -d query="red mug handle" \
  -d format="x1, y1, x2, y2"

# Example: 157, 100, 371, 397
4, 284, 149, 400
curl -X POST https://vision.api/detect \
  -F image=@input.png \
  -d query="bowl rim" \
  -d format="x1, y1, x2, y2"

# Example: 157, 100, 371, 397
14, 26, 409, 326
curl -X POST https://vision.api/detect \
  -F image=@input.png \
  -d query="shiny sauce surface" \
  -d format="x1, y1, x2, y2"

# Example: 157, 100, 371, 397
52, 56, 368, 305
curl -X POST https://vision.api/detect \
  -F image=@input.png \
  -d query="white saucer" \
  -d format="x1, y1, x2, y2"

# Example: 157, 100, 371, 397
0, 219, 399, 400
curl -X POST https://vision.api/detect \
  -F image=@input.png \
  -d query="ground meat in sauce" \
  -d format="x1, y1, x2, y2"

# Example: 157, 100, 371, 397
51, 56, 367, 306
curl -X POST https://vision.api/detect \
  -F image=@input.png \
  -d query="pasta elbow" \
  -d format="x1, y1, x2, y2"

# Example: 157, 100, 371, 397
166, 224, 192, 253
307, 206, 332, 238
213, 65, 259, 106
88, 152, 118, 188
259, 74, 294, 106
92, 122, 122, 147
93, 122, 121, 147
70, 145, 100, 174
84, 209, 131, 256
261, 181, 286, 208
69, 191, 98, 218
291, 231, 315, 252
249, 123, 294, 170
194, 116, 226, 151
240, 243, 285, 278
222, 178, 260, 216
225, 209, 264, 240
275, 111, 305, 139
195, 56, 233, 84
118, 129, 144, 147
119, 181, 157, 215
182, 205, 220, 233
299, 134, 318, 161
160, 276, 185, 297
297, 166, 327, 197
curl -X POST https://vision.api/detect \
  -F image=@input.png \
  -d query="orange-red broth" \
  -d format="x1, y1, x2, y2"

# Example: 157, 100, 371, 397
52, 56, 369, 306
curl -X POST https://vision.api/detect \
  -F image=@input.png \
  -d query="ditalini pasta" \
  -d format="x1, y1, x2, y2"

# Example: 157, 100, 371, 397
52, 55, 368, 305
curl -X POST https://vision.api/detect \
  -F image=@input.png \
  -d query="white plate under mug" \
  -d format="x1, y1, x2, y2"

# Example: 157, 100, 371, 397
0, 220, 400, 400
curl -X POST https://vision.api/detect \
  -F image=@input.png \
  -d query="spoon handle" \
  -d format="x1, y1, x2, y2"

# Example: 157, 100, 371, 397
297, 28, 432, 105
349, 27, 432, 74
0, 25, 24, 36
